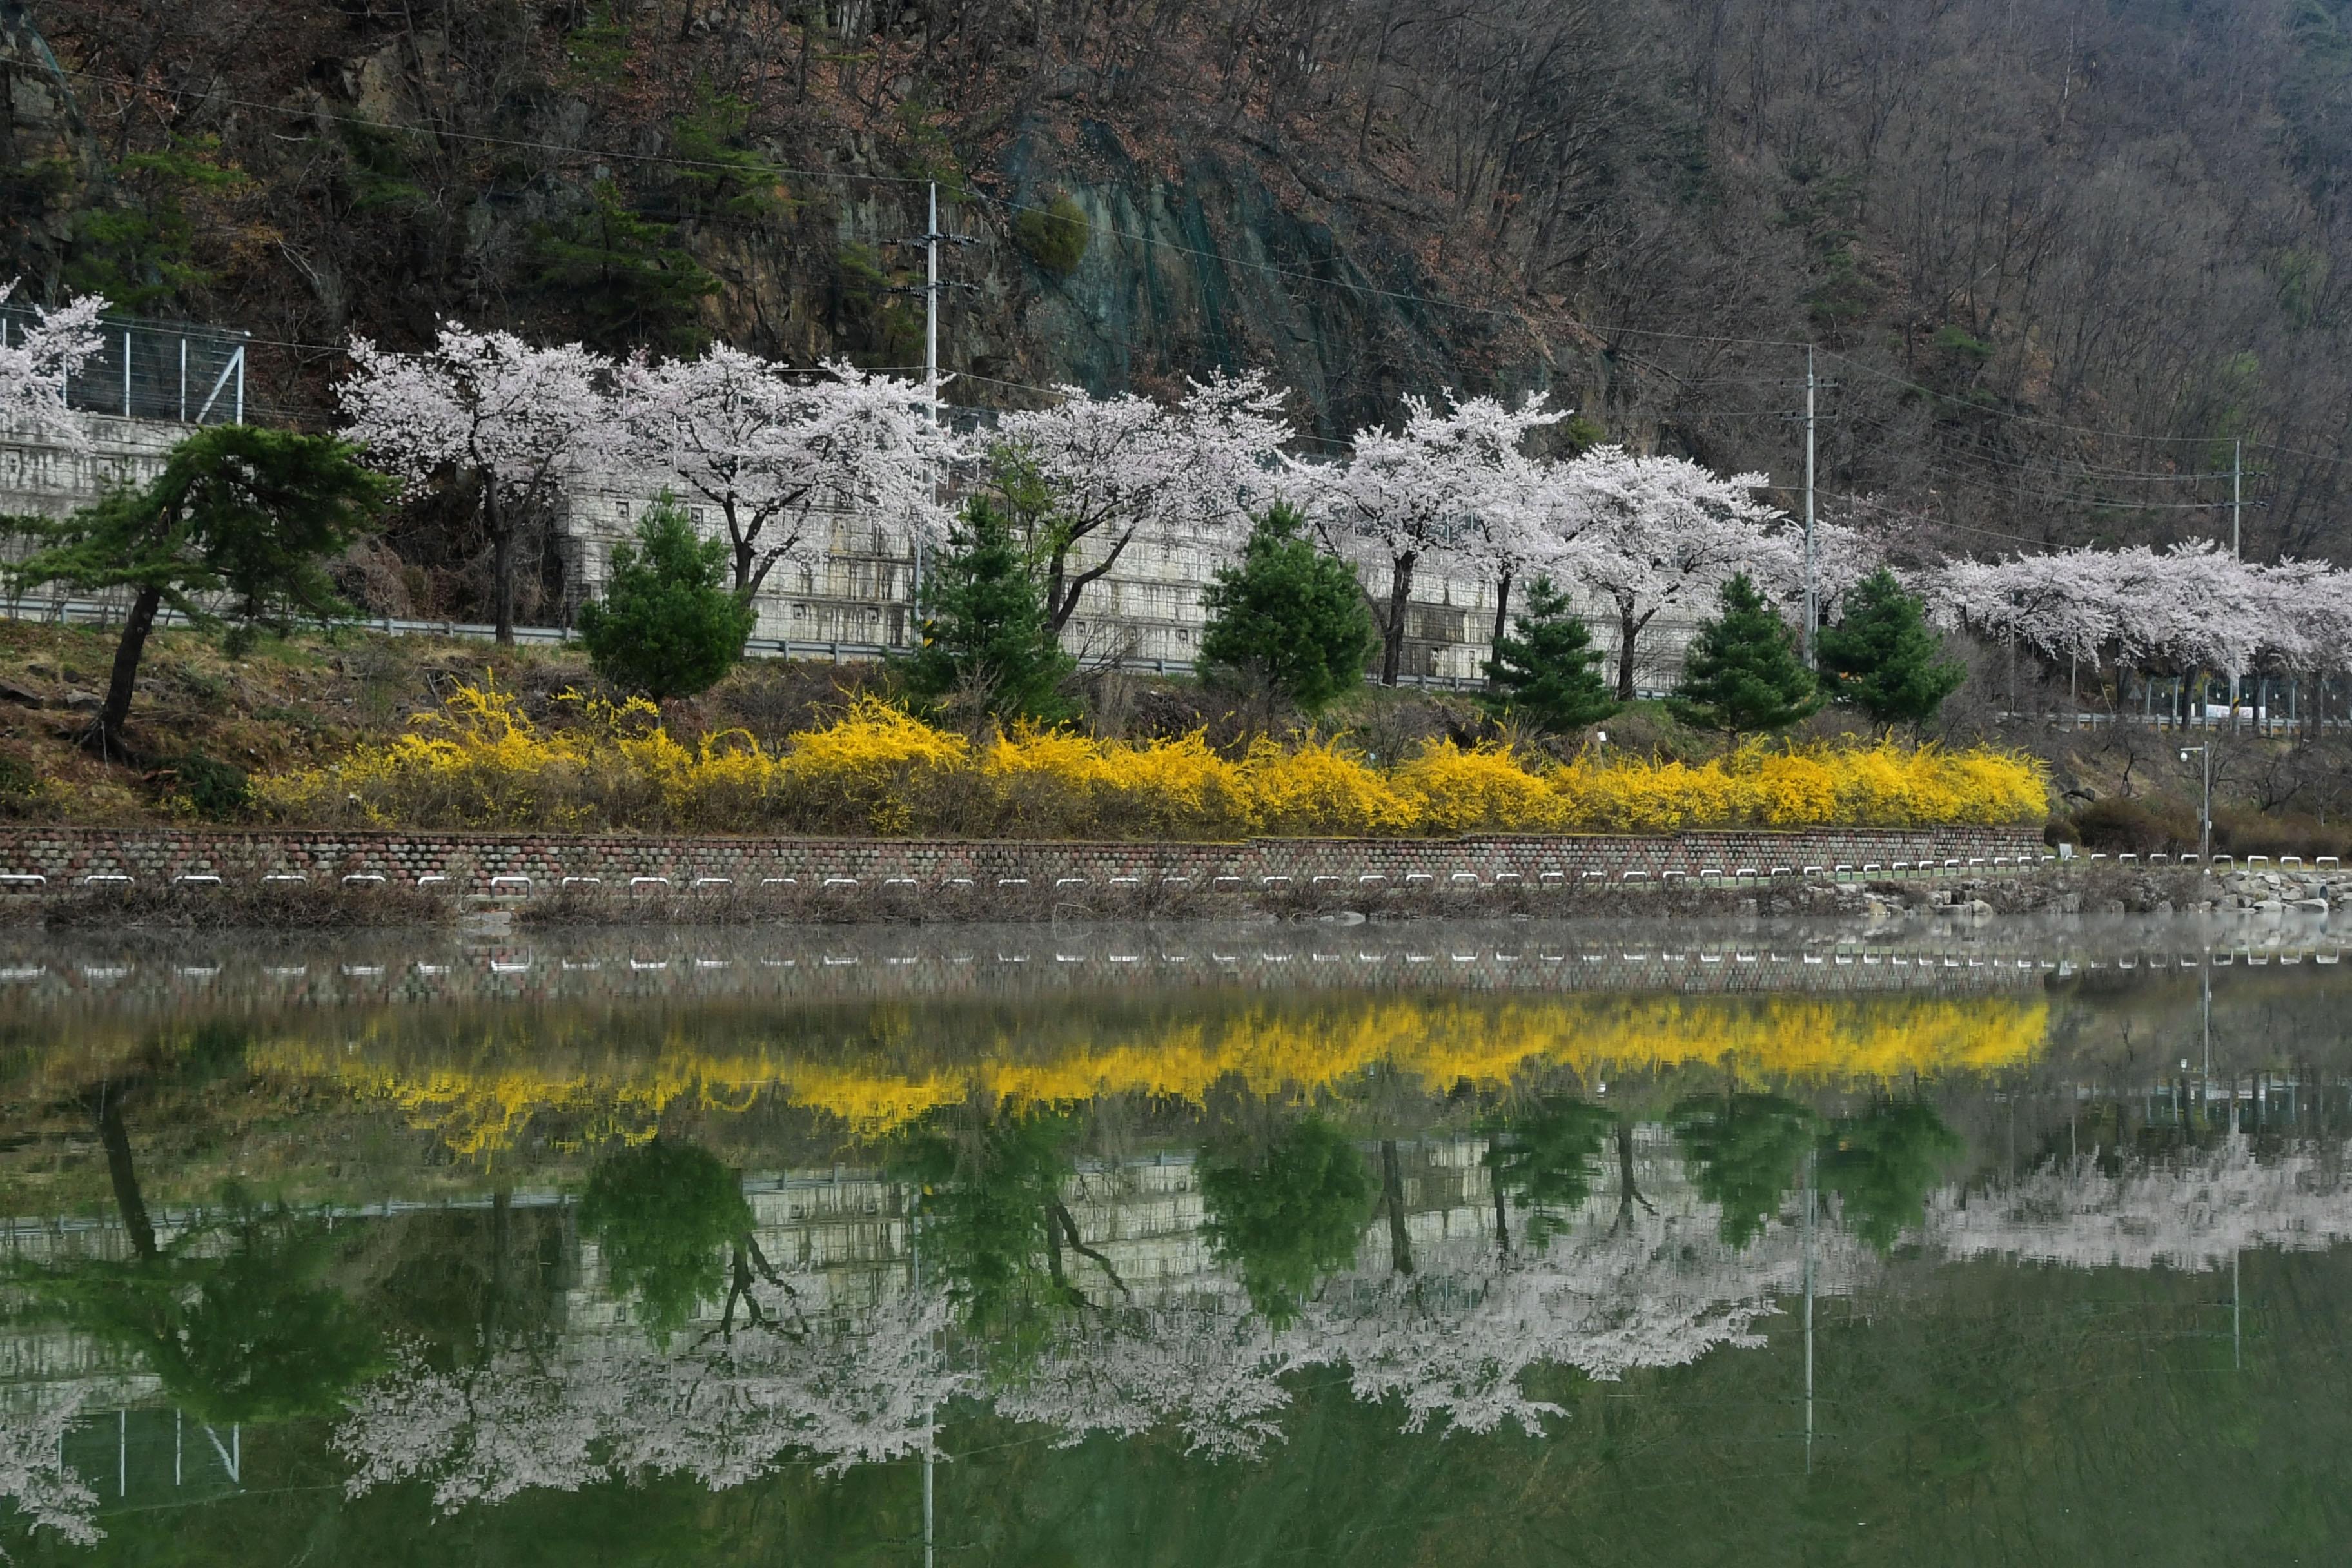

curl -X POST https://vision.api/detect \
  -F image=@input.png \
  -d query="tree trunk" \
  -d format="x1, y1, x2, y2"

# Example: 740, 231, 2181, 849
1380, 1139, 1413, 1277
89, 1084, 159, 1262
487, 486, 517, 645
1489, 1147, 1511, 1256
1046, 543, 1072, 634
1379, 553, 1416, 687
90, 583, 162, 758
1612, 1117, 1652, 1232
1616, 602, 1640, 702
1487, 571, 1513, 687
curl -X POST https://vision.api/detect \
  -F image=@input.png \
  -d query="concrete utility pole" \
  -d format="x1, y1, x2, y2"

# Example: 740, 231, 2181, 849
1802, 345, 1817, 666
2231, 436, 2242, 560
900, 182, 978, 427
892, 183, 975, 609
925, 182, 941, 429
1787, 349, 1835, 665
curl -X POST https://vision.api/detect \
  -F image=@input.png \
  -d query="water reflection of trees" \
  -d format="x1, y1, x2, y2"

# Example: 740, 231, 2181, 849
2, 1026, 386, 1554
24, 1063, 2352, 1547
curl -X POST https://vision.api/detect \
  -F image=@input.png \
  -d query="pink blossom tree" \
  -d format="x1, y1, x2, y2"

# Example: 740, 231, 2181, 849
615, 347, 954, 600
0, 1386, 101, 1553
994, 368, 1291, 635
1300, 390, 1566, 685
0, 279, 106, 447
338, 324, 616, 642
1558, 447, 1790, 701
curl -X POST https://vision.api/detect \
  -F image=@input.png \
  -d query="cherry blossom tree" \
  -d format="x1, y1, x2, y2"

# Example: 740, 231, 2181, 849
1923, 1137, 2352, 1273
0, 279, 106, 447
615, 347, 954, 600
1932, 542, 2297, 712
1467, 451, 1621, 662
0, 1386, 102, 1553
335, 1286, 965, 1511
995, 369, 1291, 635
1300, 390, 1567, 685
1559, 446, 1791, 701
338, 324, 616, 642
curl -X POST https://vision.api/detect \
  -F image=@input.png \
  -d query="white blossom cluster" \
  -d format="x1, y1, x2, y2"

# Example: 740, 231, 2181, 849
0, 280, 105, 447
333, 1288, 966, 1514
327, 1201, 1871, 1510
1923, 1135, 2352, 1272
8, 280, 2345, 671
1930, 542, 2352, 674
0, 1386, 102, 1555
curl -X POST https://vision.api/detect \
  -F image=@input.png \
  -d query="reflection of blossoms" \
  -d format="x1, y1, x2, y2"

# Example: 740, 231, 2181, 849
987, 1298, 1293, 1461
0, 1387, 102, 1553
335, 1289, 965, 1511
1002, 1208, 1874, 1454
1925, 1138, 2352, 1272
1293, 1213, 1870, 1439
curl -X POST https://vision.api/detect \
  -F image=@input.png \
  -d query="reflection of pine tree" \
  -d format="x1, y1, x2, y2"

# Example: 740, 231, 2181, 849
579, 1139, 754, 1345
11, 1033, 381, 1438
1819, 1099, 1965, 1253
1669, 1090, 1821, 1246
1200, 1115, 1374, 1325
1482, 1097, 1614, 1253
894, 1108, 1128, 1359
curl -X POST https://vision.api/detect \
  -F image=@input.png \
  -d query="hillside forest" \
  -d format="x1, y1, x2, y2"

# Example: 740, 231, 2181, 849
6, 0, 2352, 585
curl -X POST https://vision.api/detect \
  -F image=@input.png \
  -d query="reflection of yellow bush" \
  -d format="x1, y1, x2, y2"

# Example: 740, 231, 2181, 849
259, 685, 2046, 839
249, 994, 2047, 1158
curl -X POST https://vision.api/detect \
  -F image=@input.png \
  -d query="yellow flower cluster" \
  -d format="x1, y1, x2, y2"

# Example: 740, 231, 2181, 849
249, 993, 2049, 1157
257, 681, 2047, 838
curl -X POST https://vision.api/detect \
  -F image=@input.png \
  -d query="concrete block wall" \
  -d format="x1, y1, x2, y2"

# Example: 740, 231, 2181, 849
2, 413, 1706, 685
0, 824, 2048, 891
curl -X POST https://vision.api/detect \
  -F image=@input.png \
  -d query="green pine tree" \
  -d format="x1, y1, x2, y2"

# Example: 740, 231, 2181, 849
1817, 567, 1968, 735
1668, 572, 1822, 739
530, 177, 718, 353
906, 496, 1075, 724
8, 424, 391, 757
577, 496, 758, 701
1199, 503, 1377, 719
1816, 1100, 1965, 1254
1669, 1090, 1821, 1247
1476, 575, 1622, 733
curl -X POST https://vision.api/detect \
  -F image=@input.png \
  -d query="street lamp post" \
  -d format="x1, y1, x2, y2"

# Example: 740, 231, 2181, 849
2179, 745, 2211, 864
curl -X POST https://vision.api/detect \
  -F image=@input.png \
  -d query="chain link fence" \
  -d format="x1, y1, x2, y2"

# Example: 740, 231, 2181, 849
0, 306, 249, 425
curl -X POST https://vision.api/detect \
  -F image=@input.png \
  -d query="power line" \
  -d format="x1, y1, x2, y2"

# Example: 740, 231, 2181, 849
1814, 349, 2226, 449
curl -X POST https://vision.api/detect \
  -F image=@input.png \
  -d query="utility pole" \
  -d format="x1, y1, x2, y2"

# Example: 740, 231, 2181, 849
1803, 345, 1817, 666
925, 182, 941, 428
890, 184, 976, 611
2231, 436, 2242, 560
896, 182, 979, 425
1783, 349, 1835, 665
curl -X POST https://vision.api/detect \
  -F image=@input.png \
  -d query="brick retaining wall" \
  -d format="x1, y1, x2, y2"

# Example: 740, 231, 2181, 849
0, 825, 2048, 893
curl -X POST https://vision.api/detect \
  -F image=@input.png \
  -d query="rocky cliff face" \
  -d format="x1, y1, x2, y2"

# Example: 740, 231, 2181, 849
0, 3, 1572, 442
0, 1, 103, 283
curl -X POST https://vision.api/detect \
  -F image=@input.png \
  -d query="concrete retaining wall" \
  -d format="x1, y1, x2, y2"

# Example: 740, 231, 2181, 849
0, 824, 2048, 892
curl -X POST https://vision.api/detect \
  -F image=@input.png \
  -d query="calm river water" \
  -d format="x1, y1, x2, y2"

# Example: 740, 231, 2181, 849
0, 916, 2343, 1565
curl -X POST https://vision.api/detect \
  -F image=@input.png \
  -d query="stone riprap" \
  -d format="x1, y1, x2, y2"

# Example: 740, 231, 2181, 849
0, 825, 2048, 894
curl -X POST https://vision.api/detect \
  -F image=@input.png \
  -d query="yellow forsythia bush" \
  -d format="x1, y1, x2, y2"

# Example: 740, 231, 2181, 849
258, 681, 2048, 838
